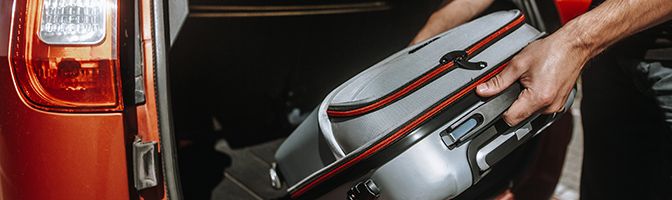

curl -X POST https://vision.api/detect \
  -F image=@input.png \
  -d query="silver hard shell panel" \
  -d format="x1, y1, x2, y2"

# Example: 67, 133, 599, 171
371, 133, 473, 200
274, 110, 335, 186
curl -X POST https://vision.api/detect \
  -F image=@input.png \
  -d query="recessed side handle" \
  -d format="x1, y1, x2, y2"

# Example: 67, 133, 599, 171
476, 122, 533, 170
468, 86, 576, 180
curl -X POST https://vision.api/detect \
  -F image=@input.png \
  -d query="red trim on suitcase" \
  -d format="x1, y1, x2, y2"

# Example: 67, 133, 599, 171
290, 62, 511, 199
326, 15, 525, 118
467, 16, 525, 55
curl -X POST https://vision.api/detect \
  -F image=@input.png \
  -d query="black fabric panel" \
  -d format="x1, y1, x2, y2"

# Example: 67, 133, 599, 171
581, 45, 672, 199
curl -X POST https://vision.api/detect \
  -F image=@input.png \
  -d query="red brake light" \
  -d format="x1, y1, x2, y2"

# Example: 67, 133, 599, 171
9, 0, 122, 112
554, 0, 592, 25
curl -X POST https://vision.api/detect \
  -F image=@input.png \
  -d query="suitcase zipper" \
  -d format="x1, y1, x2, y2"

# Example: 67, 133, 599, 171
327, 14, 526, 118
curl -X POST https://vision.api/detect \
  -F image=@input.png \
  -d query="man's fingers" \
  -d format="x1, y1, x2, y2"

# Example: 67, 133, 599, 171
476, 64, 522, 97
503, 88, 549, 126
544, 89, 571, 113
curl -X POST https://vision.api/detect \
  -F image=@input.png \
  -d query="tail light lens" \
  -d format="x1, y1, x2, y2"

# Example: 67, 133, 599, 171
10, 0, 122, 112
554, 0, 591, 24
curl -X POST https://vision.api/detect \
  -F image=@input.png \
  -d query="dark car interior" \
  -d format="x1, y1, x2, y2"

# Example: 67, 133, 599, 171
167, 0, 531, 199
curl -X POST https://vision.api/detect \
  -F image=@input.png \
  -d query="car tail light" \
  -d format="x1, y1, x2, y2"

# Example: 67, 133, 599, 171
554, 0, 591, 25
10, 0, 122, 112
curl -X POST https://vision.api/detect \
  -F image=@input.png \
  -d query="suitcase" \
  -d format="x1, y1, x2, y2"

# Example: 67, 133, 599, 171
272, 10, 576, 200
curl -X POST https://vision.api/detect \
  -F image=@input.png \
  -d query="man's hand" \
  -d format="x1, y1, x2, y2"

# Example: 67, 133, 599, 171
476, 33, 588, 126
476, 0, 672, 126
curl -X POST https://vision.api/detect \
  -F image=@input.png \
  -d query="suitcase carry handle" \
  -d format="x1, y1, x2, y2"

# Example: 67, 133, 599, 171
466, 86, 576, 182
475, 115, 541, 171
476, 86, 575, 170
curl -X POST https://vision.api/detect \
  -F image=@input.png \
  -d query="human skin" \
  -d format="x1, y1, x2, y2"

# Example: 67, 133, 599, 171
414, 0, 672, 125
410, 0, 494, 45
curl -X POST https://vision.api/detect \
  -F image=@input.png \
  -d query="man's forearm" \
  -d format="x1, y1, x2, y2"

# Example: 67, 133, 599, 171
429, 0, 494, 32
411, 0, 493, 44
559, 0, 672, 58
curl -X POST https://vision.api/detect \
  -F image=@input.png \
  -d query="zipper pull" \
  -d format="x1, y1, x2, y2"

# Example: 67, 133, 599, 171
440, 50, 487, 70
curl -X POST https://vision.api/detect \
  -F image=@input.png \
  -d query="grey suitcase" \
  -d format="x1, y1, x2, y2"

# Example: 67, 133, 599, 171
272, 10, 575, 200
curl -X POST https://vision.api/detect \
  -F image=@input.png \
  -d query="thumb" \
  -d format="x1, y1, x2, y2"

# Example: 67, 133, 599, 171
476, 63, 522, 97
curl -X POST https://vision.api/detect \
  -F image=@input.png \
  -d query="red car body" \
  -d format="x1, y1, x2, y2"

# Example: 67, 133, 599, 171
0, 0, 175, 199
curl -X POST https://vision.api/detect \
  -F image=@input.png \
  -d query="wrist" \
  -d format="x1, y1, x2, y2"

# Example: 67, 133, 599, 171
552, 21, 596, 63
556, 16, 610, 59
